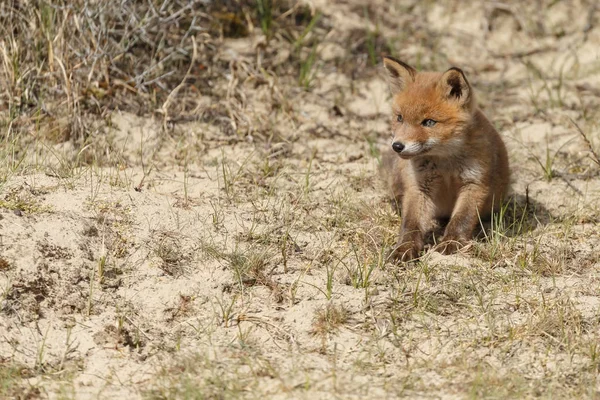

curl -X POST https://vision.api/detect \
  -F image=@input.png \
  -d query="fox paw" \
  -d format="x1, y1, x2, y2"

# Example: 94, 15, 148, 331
389, 241, 422, 263
437, 236, 467, 255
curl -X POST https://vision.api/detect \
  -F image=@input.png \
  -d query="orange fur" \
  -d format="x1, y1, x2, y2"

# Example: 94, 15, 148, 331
381, 56, 510, 261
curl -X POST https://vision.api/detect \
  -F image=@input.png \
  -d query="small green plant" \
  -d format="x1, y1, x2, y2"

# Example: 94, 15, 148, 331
540, 139, 556, 182
217, 151, 254, 201
303, 254, 342, 301
294, 12, 322, 49
363, 6, 380, 66
213, 294, 240, 328
35, 323, 52, 372
210, 200, 224, 228
588, 341, 600, 372
97, 255, 106, 284
299, 43, 319, 89
256, 0, 273, 40
294, 11, 322, 90
516, 133, 575, 182
344, 245, 381, 291
365, 134, 381, 163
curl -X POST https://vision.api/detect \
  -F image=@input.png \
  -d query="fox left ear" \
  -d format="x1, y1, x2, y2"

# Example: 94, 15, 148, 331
440, 67, 472, 106
382, 56, 416, 94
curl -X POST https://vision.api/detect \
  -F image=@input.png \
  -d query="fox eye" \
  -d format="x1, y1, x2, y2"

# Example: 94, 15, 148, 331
396, 114, 403, 122
422, 119, 437, 127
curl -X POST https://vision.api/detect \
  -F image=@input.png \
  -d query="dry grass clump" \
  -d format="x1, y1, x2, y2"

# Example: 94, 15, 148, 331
312, 302, 349, 337
0, 0, 327, 144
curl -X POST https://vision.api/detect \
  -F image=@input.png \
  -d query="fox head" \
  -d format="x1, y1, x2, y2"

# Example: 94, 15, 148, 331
382, 56, 475, 159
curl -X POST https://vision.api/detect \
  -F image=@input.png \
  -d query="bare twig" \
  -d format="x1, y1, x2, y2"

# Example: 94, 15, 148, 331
491, 46, 556, 59
158, 36, 198, 131
570, 118, 600, 166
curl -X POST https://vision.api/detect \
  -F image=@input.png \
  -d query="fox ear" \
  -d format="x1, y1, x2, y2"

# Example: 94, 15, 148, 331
382, 56, 416, 94
440, 67, 471, 106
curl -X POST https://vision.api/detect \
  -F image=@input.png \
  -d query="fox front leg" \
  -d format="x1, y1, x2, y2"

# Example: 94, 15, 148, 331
439, 184, 489, 254
391, 190, 436, 262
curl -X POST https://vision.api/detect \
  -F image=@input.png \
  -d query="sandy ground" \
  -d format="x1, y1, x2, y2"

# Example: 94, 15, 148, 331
1, 0, 600, 398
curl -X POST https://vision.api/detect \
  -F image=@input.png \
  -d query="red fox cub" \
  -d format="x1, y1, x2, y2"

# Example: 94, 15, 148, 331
381, 56, 510, 261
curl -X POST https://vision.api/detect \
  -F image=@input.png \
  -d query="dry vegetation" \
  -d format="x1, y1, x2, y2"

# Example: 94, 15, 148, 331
1, 0, 600, 398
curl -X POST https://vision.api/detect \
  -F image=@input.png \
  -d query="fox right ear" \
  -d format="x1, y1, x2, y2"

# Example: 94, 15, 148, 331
382, 56, 416, 94
440, 67, 472, 106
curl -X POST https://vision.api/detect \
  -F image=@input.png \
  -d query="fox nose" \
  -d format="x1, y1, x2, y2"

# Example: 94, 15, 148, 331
392, 142, 405, 153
